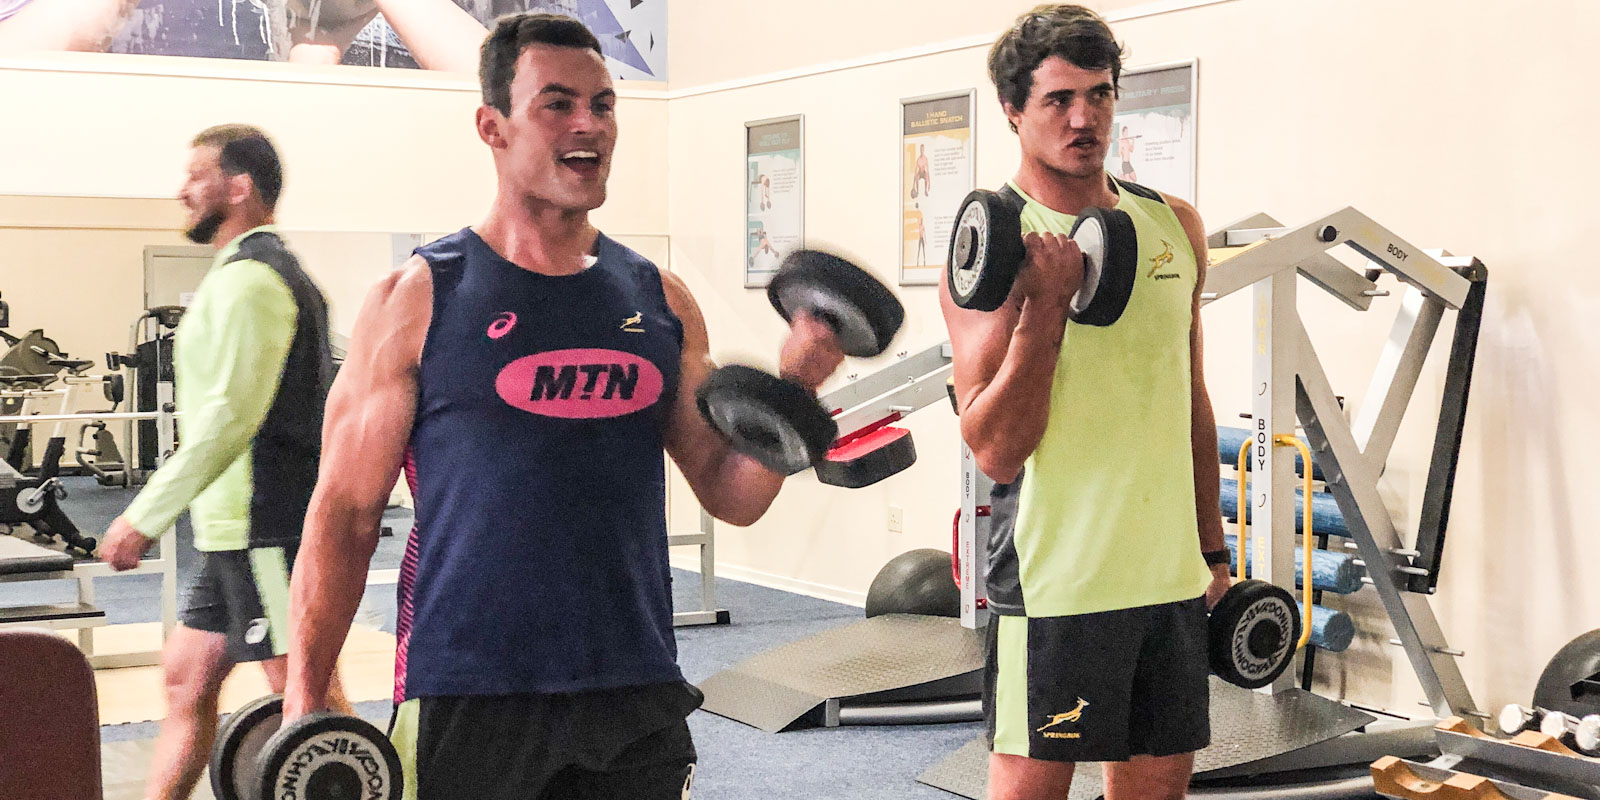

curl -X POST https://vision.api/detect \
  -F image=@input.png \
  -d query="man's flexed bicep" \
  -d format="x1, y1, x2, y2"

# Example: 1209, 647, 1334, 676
940, 259, 1070, 484
657, 269, 785, 527
284, 257, 431, 720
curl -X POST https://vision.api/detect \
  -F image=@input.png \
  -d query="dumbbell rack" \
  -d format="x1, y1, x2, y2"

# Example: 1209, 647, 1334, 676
1374, 717, 1600, 799
1200, 208, 1485, 712
922, 206, 1491, 799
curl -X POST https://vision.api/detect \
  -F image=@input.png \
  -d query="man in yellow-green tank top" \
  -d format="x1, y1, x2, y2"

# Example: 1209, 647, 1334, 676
940, 6, 1233, 799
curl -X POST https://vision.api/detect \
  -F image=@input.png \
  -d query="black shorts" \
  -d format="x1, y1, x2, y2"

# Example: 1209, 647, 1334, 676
390, 681, 702, 800
984, 596, 1210, 762
180, 545, 297, 663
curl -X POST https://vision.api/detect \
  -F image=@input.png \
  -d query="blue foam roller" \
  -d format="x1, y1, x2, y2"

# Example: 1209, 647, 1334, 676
1217, 426, 1326, 481
1224, 534, 1364, 595
1219, 477, 1349, 539
1305, 602, 1356, 652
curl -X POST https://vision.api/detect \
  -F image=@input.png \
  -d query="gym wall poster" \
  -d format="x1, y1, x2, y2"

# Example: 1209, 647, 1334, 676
900, 90, 976, 286
1107, 60, 1197, 205
0, 0, 668, 81
745, 115, 804, 289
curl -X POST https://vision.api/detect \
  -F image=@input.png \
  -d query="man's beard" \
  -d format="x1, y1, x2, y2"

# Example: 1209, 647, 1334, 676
185, 210, 225, 244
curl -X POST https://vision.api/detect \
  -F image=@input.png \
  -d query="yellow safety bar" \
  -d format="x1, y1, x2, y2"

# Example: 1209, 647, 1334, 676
1233, 434, 1316, 649
1235, 439, 1251, 582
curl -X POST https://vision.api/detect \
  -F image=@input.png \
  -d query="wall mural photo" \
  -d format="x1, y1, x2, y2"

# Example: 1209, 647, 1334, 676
0, 0, 667, 81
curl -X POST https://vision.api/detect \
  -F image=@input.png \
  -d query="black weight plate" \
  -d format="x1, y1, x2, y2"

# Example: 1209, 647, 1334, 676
210, 694, 283, 800
695, 365, 838, 475
947, 190, 1025, 312
768, 250, 904, 358
257, 712, 402, 800
1534, 629, 1600, 720
1209, 579, 1301, 690
1069, 207, 1138, 327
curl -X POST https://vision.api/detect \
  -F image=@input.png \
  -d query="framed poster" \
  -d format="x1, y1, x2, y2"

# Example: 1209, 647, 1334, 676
745, 115, 805, 288
899, 90, 976, 286
1107, 60, 1197, 204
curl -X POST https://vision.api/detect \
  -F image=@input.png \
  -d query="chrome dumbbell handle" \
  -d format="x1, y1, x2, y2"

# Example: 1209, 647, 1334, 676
1500, 703, 1544, 735
1537, 709, 1600, 755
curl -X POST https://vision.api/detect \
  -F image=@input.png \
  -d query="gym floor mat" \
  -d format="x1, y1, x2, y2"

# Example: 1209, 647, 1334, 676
699, 613, 984, 733
917, 677, 1376, 799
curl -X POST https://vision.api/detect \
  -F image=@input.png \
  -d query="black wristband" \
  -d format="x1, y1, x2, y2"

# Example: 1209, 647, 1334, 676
1201, 548, 1231, 566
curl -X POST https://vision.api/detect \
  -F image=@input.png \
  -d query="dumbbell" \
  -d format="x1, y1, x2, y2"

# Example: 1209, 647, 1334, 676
1539, 709, 1600, 755
1500, 703, 1547, 735
946, 185, 1138, 324
1207, 579, 1304, 689
696, 250, 904, 475
210, 694, 402, 800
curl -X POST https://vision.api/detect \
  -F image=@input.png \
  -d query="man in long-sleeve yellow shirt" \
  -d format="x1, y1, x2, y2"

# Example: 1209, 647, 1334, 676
99, 124, 347, 800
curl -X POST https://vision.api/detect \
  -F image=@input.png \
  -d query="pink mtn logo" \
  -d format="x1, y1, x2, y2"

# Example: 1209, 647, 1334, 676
495, 348, 663, 418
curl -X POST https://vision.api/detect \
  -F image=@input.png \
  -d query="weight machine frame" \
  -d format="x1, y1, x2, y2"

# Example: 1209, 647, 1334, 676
0, 406, 180, 669
1199, 207, 1484, 715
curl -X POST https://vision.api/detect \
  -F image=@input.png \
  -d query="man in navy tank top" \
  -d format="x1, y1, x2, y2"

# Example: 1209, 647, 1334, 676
280, 13, 846, 800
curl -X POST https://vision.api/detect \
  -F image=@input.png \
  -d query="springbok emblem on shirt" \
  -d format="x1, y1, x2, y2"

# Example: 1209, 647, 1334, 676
1148, 240, 1175, 277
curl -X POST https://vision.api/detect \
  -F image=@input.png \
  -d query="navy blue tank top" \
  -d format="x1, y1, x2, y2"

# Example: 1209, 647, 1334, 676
395, 229, 684, 700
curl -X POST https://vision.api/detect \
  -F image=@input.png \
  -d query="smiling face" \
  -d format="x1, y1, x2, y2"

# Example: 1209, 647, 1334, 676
477, 43, 617, 213
1005, 56, 1116, 181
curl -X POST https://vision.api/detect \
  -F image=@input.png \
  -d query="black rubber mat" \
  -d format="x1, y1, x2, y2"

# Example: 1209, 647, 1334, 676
698, 613, 985, 733
917, 678, 1376, 799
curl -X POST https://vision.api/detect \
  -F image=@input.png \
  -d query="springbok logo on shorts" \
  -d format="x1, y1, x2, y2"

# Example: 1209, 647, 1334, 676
244, 618, 269, 646
1036, 697, 1089, 739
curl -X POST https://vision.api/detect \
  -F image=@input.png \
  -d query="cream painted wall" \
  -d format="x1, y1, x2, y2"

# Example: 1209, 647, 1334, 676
667, 0, 1168, 89
665, 0, 1600, 718
0, 53, 668, 236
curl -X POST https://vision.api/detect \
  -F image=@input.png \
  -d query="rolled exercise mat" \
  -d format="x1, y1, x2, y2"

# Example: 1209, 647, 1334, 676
1224, 534, 1364, 595
1304, 602, 1356, 652
1220, 477, 1349, 539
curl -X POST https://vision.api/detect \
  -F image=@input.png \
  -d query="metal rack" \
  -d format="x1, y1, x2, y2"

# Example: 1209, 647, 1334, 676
669, 506, 729, 627
1374, 717, 1600, 799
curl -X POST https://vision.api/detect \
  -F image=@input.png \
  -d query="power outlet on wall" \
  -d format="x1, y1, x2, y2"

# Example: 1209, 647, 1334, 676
887, 506, 904, 534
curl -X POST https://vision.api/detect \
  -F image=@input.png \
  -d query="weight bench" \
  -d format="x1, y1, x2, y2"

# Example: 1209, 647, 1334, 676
0, 629, 103, 800
0, 534, 106, 630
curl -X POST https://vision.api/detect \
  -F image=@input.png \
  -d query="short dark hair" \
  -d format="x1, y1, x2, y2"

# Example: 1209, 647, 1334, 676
480, 13, 604, 115
191, 124, 284, 210
989, 5, 1125, 131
